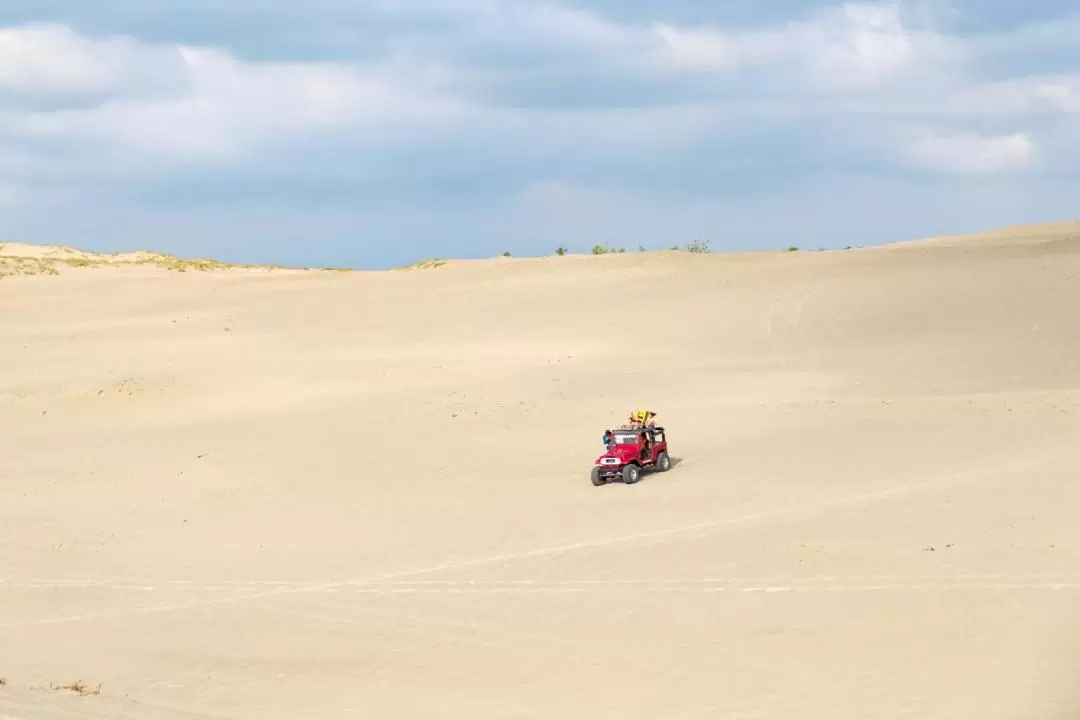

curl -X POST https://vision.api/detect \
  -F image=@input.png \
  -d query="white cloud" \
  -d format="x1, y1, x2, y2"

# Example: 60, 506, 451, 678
0, 3, 1076, 180
806, 4, 924, 87
0, 23, 187, 97
650, 24, 768, 72
369, 0, 635, 57
967, 13, 1080, 60
649, 2, 960, 89
943, 74, 1080, 116
371, 0, 947, 89
1034, 80, 1080, 113
635, 4, 1073, 176
0, 24, 464, 162
904, 130, 1035, 174
479, 1, 628, 49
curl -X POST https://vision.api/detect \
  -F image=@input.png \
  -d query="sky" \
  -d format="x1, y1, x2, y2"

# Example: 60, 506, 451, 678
0, 1, 1078, 268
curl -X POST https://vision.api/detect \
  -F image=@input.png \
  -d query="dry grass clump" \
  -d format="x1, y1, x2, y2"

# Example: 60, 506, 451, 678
136, 253, 328, 273
0, 241, 357, 276
62, 256, 100, 268
0, 257, 61, 279
143, 255, 230, 273
50, 679, 102, 696
0, 245, 325, 276
399, 258, 447, 270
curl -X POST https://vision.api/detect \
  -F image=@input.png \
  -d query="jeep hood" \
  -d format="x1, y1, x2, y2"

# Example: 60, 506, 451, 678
598, 445, 639, 462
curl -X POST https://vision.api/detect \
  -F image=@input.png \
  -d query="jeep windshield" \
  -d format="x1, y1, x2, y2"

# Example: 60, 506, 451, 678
612, 432, 641, 445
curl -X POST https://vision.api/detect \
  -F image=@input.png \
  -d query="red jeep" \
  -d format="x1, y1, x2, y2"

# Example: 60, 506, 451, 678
592, 426, 671, 486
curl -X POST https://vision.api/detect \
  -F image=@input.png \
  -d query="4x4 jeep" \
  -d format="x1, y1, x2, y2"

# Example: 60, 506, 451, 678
592, 426, 671, 486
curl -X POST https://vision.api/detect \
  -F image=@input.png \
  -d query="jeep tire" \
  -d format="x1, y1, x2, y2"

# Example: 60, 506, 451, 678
591, 466, 605, 487
656, 452, 671, 472
623, 464, 640, 485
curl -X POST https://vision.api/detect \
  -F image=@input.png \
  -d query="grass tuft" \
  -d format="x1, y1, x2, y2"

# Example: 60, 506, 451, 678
62, 257, 98, 268
399, 258, 447, 270
50, 680, 102, 696
0, 244, 328, 277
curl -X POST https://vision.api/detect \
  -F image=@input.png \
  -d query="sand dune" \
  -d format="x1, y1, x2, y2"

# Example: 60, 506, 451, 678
2, 222, 1079, 719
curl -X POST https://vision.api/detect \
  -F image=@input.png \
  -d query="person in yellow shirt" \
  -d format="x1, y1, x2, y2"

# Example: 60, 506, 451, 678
628, 409, 656, 428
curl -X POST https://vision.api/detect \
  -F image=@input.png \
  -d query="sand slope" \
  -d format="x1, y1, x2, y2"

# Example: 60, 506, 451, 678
2, 223, 1079, 719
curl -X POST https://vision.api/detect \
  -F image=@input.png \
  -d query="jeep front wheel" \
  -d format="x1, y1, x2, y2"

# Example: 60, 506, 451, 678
591, 467, 605, 486
623, 464, 640, 485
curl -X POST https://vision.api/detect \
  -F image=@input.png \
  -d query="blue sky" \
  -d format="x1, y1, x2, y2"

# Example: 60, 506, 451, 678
0, 1, 1078, 268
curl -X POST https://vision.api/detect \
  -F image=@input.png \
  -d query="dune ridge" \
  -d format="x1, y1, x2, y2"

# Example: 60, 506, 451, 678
0, 242, 327, 279
2, 220, 1079, 719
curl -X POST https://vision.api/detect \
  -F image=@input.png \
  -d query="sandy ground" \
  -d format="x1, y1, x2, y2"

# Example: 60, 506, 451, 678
1, 222, 1079, 719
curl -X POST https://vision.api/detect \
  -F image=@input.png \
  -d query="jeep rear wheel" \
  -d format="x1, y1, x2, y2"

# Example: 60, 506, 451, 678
623, 464, 640, 485
591, 466, 605, 486
656, 452, 671, 472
